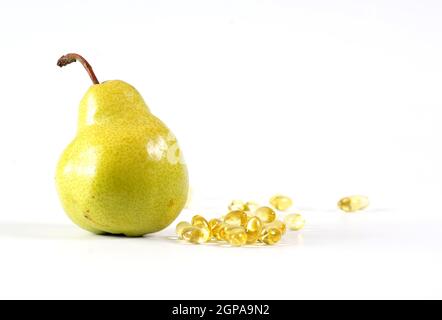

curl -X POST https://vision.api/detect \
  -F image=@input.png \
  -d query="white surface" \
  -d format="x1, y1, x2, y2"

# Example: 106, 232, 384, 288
1, 0, 442, 299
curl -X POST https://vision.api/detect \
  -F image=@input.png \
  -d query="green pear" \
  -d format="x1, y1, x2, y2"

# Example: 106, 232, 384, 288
55, 53, 188, 237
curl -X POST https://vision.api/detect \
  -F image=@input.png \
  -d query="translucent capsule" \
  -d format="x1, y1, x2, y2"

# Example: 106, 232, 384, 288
181, 226, 205, 244
191, 215, 209, 229
270, 195, 293, 211
243, 201, 259, 215
228, 200, 245, 211
176, 221, 192, 239
284, 213, 305, 231
267, 220, 286, 235
191, 215, 211, 242
208, 218, 223, 240
259, 225, 282, 245
245, 216, 263, 244
209, 221, 229, 241
338, 195, 369, 212
224, 226, 248, 247
217, 223, 229, 241
224, 210, 248, 227
255, 206, 276, 223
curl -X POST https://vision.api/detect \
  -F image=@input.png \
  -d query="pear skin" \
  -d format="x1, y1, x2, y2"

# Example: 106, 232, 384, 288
56, 54, 188, 237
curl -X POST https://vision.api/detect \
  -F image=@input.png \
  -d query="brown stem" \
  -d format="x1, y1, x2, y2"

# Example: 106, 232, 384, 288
57, 53, 100, 85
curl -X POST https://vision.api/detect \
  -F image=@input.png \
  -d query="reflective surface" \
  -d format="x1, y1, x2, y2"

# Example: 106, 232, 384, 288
1, 208, 441, 299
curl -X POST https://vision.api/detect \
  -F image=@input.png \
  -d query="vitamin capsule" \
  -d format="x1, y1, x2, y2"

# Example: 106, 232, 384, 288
259, 225, 282, 245
209, 221, 229, 241
228, 200, 245, 211
191, 215, 209, 229
270, 195, 293, 211
191, 215, 211, 242
244, 201, 259, 215
176, 221, 192, 239
338, 195, 369, 212
208, 218, 223, 239
217, 223, 229, 241
267, 220, 286, 235
224, 226, 248, 247
181, 226, 205, 244
284, 213, 305, 231
255, 206, 276, 223
224, 210, 248, 227
245, 216, 263, 244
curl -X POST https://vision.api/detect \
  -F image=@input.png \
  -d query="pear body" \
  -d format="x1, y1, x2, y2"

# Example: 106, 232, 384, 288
56, 81, 188, 236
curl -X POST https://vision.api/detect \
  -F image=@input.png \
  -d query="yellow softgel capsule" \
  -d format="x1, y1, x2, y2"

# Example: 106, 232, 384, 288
267, 220, 286, 235
270, 194, 293, 211
284, 213, 305, 231
338, 195, 369, 212
191, 215, 211, 242
228, 200, 245, 211
208, 218, 223, 240
209, 221, 229, 241
181, 226, 205, 244
259, 225, 282, 245
225, 226, 248, 247
224, 210, 248, 227
245, 216, 263, 244
191, 215, 209, 229
176, 221, 192, 239
255, 206, 276, 223
217, 223, 229, 241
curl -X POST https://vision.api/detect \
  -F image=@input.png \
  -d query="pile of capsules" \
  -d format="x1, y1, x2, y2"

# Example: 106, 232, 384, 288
175, 195, 305, 246
176, 194, 369, 247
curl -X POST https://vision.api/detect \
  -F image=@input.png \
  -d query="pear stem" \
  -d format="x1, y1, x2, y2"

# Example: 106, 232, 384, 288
57, 53, 100, 85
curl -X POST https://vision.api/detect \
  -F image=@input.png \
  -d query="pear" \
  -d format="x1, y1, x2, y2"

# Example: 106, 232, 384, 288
55, 53, 188, 237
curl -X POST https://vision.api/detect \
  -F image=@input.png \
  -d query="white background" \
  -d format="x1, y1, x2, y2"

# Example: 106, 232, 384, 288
1, 0, 442, 299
